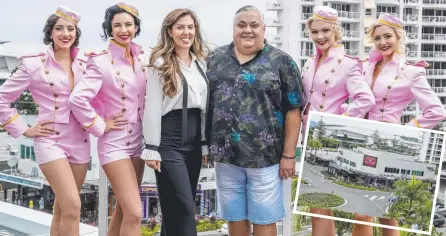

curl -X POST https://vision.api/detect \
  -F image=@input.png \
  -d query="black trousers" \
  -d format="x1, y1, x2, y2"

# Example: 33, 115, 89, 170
156, 109, 202, 236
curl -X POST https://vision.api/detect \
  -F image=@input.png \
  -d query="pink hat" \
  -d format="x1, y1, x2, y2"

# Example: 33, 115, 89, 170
116, 2, 139, 18
312, 6, 338, 22
55, 6, 81, 25
376, 13, 404, 29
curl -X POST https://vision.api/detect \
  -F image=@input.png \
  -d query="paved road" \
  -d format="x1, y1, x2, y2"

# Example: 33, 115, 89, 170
298, 164, 392, 218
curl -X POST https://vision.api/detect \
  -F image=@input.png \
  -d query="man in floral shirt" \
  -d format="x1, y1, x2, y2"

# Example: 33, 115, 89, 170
206, 5, 304, 236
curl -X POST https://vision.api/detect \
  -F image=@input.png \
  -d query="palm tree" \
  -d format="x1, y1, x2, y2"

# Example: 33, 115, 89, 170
393, 176, 431, 209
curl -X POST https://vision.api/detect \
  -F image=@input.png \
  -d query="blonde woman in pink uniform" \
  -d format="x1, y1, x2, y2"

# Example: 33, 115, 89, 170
69, 2, 146, 236
0, 6, 89, 236
301, 6, 375, 235
351, 13, 446, 236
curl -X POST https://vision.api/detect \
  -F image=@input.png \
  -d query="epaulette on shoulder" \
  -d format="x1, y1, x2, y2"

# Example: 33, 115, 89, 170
18, 52, 45, 60
406, 60, 429, 68
84, 50, 108, 58
344, 54, 361, 62
76, 58, 87, 64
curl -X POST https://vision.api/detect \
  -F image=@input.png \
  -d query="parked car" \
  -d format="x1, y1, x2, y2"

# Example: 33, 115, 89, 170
220, 223, 253, 235
433, 214, 445, 228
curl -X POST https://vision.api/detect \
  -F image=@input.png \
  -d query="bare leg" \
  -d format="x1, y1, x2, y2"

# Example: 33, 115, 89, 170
50, 162, 89, 236
102, 159, 142, 236
107, 158, 145, 236
310, 208, 335, 236
379, 218, 400, 236
228, 220, 251, 236
352, 214, 374, 236
253, 223, 277, 236
40, 159, 82, 236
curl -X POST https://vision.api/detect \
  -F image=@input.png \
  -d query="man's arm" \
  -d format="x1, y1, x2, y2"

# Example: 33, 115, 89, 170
283, 109, 301, 158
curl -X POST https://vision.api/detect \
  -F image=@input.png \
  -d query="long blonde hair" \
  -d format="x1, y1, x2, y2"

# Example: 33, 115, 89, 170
367, 23, 407, 54
149, 9, 209, 98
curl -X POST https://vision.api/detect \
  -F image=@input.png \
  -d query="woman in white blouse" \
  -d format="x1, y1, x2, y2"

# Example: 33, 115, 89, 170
141, 9, 209, 236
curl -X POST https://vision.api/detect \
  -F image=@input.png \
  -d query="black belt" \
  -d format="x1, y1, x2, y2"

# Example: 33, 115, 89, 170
177, 60, 209, 145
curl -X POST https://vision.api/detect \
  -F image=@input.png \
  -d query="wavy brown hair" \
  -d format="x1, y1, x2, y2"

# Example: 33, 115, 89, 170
149, 9, 209, 98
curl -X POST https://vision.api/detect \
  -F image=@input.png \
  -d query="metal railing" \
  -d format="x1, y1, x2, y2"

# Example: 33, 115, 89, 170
266, 1, 283, 10
403, 0, 420, 3
267, 19, 282, 26
407, 51, 418, 58
301, 31, 309, 38
98, 169, 293, 235
337, 11, 360, 19
301, 50, 313, 57
432, 87, 446, 94
421, 51, 446, 58
407, 33, 419, 40
423, 0, 446, 4
422, 16, 446, 23
421, 34, 446, 41
302, 13, 312, 20
404, 14, 419, 22
343, 30, 360, 38
378, 12, 399, 18
427, 69, 446, 76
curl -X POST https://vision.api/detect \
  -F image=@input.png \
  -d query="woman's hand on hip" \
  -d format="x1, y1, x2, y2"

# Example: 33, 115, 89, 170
104, 114, 128, 133
145, 160, 161, 172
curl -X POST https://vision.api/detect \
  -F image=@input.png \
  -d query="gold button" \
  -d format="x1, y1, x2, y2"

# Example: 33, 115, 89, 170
49, 82, 54, 86
380, 108, 384, 112
122, 96, 126, 100
56, 131, 60, 135
322, 92, 326, 96
310, 89, 314, 93
102, 50, 107, 53
55, 106, 59, 110
320, 105, 324, 109
111, 60, 114, 64
325, 80, 329, 84
53, 93, 58, 98
84, 52, 89, 57
140, 50, 144, 54
142, 68, 146, 72
126, 141, 130, 145
383, 97, 387, 101
41, 58, 46, 62
129, 129, 133, 134
83, 71, 86, 74
79, 62, 82, 65
138, 107, 141, 111
116, 71, 120, 75
394, 76, 399, 80
387, 85, 392, 89
331, 69, 335, 73
122, 108, 127, 112
121, 84, 125, 88
401, 67, 404, 70
84, 139, 88, 143
338, 59, 342, 63
45, 70, 49, 74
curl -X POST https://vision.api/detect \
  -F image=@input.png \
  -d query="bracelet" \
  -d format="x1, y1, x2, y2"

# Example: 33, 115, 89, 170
282, 155, 295, 160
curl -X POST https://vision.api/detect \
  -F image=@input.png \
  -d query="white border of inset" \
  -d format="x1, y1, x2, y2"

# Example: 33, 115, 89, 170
292, 111, 446, 235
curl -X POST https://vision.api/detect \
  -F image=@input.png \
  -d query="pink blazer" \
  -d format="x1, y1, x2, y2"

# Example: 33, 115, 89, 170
0, 46, 85, 138
69, 40, 147, 137
364, 50, 446, 128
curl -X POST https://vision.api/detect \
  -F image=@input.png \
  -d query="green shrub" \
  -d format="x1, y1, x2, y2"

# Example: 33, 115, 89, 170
333, 180, 377, 191
297, 192, 345, 208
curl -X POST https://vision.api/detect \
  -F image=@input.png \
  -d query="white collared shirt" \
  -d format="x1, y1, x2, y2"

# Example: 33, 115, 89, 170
141, 53, 208, 161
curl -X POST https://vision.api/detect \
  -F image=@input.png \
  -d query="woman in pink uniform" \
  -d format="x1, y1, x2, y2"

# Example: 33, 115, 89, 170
364, 13, 446, 128
68, 2, 146, 236
0, 6, 89, 236
301, 6, 375, 235
351, 13, 446, 236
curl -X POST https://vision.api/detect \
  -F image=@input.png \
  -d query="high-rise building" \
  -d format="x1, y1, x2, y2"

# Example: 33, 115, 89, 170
265, 0, 446, 128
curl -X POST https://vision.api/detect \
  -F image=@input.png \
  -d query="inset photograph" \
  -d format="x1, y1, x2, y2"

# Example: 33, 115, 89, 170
293, 111, 445, 235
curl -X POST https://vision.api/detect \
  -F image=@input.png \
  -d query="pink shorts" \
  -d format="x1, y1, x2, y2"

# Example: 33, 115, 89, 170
34, 114, 91, 165
97, 121, 144, 166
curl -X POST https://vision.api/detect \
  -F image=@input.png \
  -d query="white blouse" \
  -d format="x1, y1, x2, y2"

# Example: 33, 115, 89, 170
141, 53, 209, 161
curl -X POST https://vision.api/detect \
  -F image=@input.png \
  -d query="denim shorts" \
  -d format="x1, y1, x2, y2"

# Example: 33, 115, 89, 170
215, 162, 285, 225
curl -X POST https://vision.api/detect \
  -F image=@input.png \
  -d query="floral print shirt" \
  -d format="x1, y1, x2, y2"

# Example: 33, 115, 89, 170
206, 41, 305, 168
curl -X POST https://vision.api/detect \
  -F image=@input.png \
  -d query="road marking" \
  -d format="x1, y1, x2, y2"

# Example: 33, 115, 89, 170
378, 196, 385, 200
365, 195, 369, 198
370, 196, 377, 201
